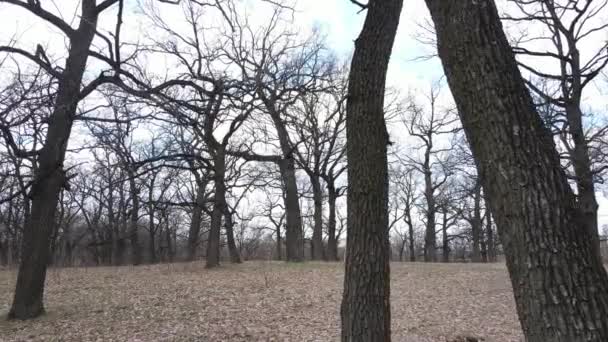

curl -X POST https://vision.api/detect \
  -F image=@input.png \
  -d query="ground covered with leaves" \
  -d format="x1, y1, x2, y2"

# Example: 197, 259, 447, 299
0, 261, 522, 341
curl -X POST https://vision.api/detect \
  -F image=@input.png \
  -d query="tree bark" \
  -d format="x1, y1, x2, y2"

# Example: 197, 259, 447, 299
206, 150, 227, 268
9, 0, 98, 320
423, 165, 436, 262
340, 0, 403, 341
187, 182, 206, 261
470, 183, 482, 263
566, 103, 601, 258
223, 210, 242, 264
278, 158, 304, 262
326, 184, 339, 261
424, 0, 608, 340
485, 203, 496, 262
310, 175, 324, 260
441, 212, 449, 263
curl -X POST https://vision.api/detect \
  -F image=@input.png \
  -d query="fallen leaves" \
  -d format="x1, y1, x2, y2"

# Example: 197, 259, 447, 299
0, 261, 523, 341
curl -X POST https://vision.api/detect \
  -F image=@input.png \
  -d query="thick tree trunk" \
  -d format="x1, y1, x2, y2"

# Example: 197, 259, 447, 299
326, 185, 339, 261
9, 2, 98, 320
276, 226, 282, 261
311, 175, 324, 260
223, 210, 242, 264
340, 0, 402, 341
424, 0, 608, 340
187, 183, 206, 261
278, 158, 304, 262
206, 150, 227, 268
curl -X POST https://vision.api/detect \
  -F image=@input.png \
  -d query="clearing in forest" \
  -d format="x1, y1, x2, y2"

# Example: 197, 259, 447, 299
0, 262, 521, 341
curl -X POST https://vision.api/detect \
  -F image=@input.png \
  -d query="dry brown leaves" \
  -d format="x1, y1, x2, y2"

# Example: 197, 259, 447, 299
0, 262, 523, 342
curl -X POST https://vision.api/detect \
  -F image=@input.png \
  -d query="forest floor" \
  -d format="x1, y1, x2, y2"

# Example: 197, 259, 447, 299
0, 261, 522, 342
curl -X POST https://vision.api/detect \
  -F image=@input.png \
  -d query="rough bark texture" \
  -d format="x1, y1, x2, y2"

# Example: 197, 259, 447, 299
424, 0, 608, 340
566, 103, 601, 259
340, 0, 403, 341
278, 158, 304, 262
206, 150, 226, 268
8, 0, 98, 320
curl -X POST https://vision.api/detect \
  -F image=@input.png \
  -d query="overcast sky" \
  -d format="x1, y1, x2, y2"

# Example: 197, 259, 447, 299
1, 0, 607, 229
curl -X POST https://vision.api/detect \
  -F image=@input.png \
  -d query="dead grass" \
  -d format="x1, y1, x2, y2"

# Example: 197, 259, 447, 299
0, 261, 522, 341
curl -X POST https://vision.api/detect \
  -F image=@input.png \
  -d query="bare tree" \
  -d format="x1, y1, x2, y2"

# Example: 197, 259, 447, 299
424, 0, 608, 339
293, 68, 347, 260
505, 0, 608, 255
400, 83, 460, 262
341, 0, 403, 340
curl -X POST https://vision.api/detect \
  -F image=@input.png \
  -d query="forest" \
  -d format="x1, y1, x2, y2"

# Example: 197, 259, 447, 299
0, 0, 608, 341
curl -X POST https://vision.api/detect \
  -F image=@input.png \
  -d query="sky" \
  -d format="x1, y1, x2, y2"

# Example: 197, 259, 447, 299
0, 0, 607, 230
295, 0, 608, 229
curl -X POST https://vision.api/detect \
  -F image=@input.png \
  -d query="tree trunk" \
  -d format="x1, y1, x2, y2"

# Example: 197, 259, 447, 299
485, 205, 496, 262
340, 0, 403, 340
407, 221, 415, 262
566, 103, 601, 258
441, 213, 449, 263
424, 0, 608, 340
187, 182, 206, 261
276, 225, 282, 261
311, 175, 324, 260
223, 210, 242, 264
423, 170, 436, 262
326, 184, 339, 261
278, 158, 304, 262
0, 238, 8, 266
206, 150, 227, 268
9, 1, 98, 320
471, 183, 482, 263
148, 221, 156, 264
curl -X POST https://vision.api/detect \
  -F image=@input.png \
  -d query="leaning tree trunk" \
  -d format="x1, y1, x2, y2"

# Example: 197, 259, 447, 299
424, 0, 608, 340
9, 2, 98, 320
340, 0, 403, 341
310, 174, 324, 260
